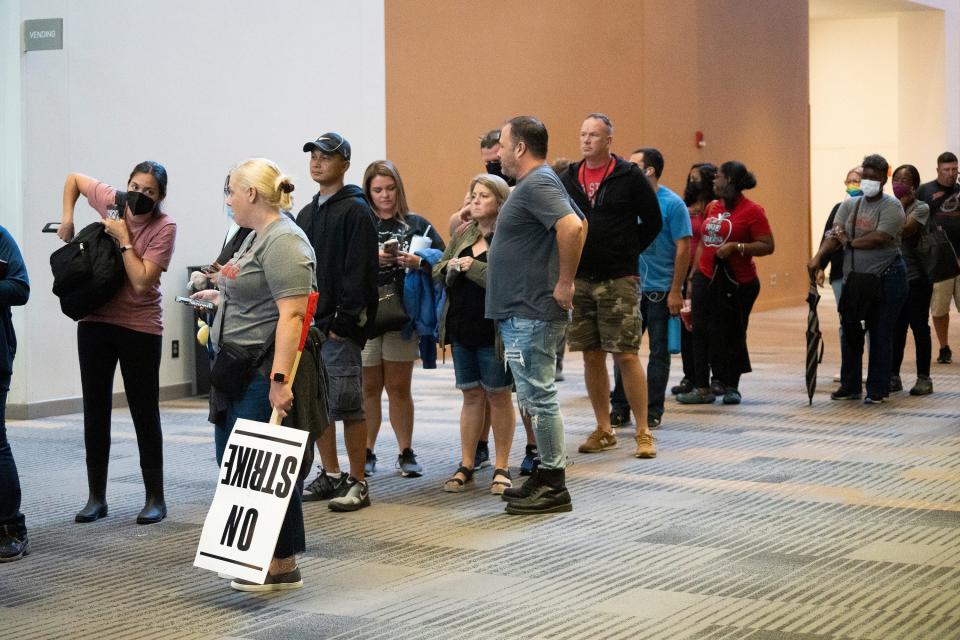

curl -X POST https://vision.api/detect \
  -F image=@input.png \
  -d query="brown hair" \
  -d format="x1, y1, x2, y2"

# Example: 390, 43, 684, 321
362, 160, 410, 221
469, 173, 510, 207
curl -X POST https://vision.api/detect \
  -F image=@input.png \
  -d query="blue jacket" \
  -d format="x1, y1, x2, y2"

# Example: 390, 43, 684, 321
403, 248, 444, 368
0, 226, 30, 375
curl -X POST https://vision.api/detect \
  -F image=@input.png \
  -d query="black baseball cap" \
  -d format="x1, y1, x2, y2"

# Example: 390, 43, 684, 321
303, 132, 351, 161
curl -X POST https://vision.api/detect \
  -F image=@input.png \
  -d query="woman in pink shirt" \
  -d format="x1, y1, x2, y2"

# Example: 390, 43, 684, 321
59, 161, 177, 525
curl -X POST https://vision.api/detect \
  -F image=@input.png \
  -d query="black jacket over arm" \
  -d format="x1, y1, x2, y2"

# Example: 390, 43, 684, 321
296, 185, 379, 347
561, 156, 662, 280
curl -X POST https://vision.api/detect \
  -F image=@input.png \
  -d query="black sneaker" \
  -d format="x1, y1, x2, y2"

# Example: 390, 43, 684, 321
710, 379, 726, 397
670, 378, 693, 395
0, 526, 29, 562
519, 444, 540, 476
722, 389, 742, 405
502, 469, 542, 502
504, 469, 572, 515
648, 414, 662, 430
677, 388, 716, 404
937, 346, 952, 364
303, 468, 349, 501
889, 375, 903, 392
474, 440, 491, 469
831, 388, 862, 401
910, 376, 933, 396
863, 395, 885, 405
364, 449, 377, 475
328, 478, 371, 512
397, 448, 423, 477
610, 409, 631, 427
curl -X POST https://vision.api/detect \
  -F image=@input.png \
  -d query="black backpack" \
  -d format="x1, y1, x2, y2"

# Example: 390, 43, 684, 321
50, 195, 126, 321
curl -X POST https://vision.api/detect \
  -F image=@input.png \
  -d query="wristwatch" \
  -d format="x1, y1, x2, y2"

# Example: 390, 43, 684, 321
120, 244, 133, 253
271, 372, 288, 384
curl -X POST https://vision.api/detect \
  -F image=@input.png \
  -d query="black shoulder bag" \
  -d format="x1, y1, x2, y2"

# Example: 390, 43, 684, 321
208, 236, 276, 398
838, 198, 881, 323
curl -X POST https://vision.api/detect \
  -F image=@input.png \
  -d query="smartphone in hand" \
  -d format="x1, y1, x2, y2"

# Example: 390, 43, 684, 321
383, 238, 400, 255
175, 295, 214, 310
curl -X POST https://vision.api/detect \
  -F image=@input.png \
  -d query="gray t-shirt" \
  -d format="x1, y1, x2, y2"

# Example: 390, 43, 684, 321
900, 199, 931, 281
213, 216, 317, 354
834, 194, 904, 277
486, 164, 583, 321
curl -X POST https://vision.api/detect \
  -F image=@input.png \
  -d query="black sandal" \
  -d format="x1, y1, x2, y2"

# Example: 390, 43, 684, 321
442, 466, 475, 493
490, 468, 512, 495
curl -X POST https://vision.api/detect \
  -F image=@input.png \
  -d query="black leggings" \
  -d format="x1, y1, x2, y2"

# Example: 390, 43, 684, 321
78, 322, 163, 471
892, 277, 933, 378
691, 272, 760, 390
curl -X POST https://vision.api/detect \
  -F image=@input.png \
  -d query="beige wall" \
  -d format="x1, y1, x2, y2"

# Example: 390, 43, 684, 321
810, 11, 945, 275
386, 0, 810, 309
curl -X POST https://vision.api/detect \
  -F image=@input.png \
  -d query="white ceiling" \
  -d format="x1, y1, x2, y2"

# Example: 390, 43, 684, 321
810, 0, 938, 20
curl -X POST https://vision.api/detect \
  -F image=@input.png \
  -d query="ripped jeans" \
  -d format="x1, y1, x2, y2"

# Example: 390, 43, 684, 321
498, 318, 568, 470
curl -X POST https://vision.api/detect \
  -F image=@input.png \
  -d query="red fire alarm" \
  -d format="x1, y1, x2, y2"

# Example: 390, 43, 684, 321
695, 131, 705, 148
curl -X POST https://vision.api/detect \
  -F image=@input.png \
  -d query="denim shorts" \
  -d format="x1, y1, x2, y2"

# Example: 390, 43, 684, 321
451, 342, 512, 392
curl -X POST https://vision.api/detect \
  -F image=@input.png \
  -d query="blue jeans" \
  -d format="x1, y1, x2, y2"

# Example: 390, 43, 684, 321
0, 372, 26, 537
214, 373, 306, 558
498, 318, 567, 470
840, 258, 908, 399
612, 291, 671, 420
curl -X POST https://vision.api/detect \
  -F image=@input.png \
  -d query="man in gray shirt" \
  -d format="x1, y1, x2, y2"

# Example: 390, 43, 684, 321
808, 153, 907, 404
487, 115, 585, 515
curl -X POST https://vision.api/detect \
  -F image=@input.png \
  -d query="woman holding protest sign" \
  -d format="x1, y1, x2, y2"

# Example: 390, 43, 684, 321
193, 157, 317, 592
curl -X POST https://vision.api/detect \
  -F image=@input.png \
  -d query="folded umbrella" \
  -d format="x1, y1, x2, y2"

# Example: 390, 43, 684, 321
805, 278, 824, 405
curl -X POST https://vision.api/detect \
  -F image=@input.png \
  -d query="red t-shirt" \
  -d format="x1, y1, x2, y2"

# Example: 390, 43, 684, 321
578, 156, 615, 205
80, 180, 177, 335
697, 196, 771, 283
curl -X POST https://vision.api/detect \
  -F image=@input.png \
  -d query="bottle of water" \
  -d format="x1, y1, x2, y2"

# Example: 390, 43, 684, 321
668, 315, 681, 354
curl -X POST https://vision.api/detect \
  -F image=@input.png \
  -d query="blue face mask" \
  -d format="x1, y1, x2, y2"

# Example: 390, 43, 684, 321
225, 204, 234, 220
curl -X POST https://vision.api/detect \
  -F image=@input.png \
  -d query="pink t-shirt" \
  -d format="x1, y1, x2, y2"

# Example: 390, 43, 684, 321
80, 180, 177, 335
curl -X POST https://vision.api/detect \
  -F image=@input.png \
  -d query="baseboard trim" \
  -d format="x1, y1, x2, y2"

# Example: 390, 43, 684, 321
8, 382, 195, 420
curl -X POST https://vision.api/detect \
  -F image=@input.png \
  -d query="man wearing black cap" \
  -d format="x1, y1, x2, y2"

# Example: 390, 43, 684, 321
296, 132, 379, 512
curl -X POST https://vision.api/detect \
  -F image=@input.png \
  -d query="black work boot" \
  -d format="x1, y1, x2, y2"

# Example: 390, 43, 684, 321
501, 468, 542, 502
75, 466, 109, 523
504, 468, 572, 515
136, 468, 167, 525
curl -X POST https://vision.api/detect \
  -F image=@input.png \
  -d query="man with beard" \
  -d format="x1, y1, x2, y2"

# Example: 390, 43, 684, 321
487, 115, 585, 514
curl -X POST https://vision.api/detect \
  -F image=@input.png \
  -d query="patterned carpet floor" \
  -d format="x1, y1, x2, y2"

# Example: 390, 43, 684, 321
2, 301, 958, 639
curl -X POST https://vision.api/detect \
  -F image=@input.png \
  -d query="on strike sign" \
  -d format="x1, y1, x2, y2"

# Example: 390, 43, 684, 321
194, 419, 308, 583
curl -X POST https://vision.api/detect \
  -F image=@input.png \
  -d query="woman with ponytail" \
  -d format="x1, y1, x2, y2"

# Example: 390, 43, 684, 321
678, 161, 775, 406
59, 161, 177, 526
193, 158, 317, 592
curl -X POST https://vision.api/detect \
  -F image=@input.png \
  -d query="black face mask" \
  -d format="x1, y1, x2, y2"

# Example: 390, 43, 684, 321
485, 161, 516, 187
127, 191, 156, 216
683, 182, 701, 206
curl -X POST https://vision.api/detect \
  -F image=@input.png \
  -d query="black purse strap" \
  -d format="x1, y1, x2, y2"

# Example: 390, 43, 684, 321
214, 232, 276, 362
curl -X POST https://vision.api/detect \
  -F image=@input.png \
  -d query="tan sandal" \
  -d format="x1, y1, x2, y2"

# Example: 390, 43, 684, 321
442, 466, 474, 493
490, 468, 512, 495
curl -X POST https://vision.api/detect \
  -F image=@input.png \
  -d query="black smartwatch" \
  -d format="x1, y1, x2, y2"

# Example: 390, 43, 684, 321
271, 372, 288, 384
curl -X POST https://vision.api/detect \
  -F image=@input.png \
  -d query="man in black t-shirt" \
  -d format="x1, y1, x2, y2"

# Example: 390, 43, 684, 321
917, 151, 960, 364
